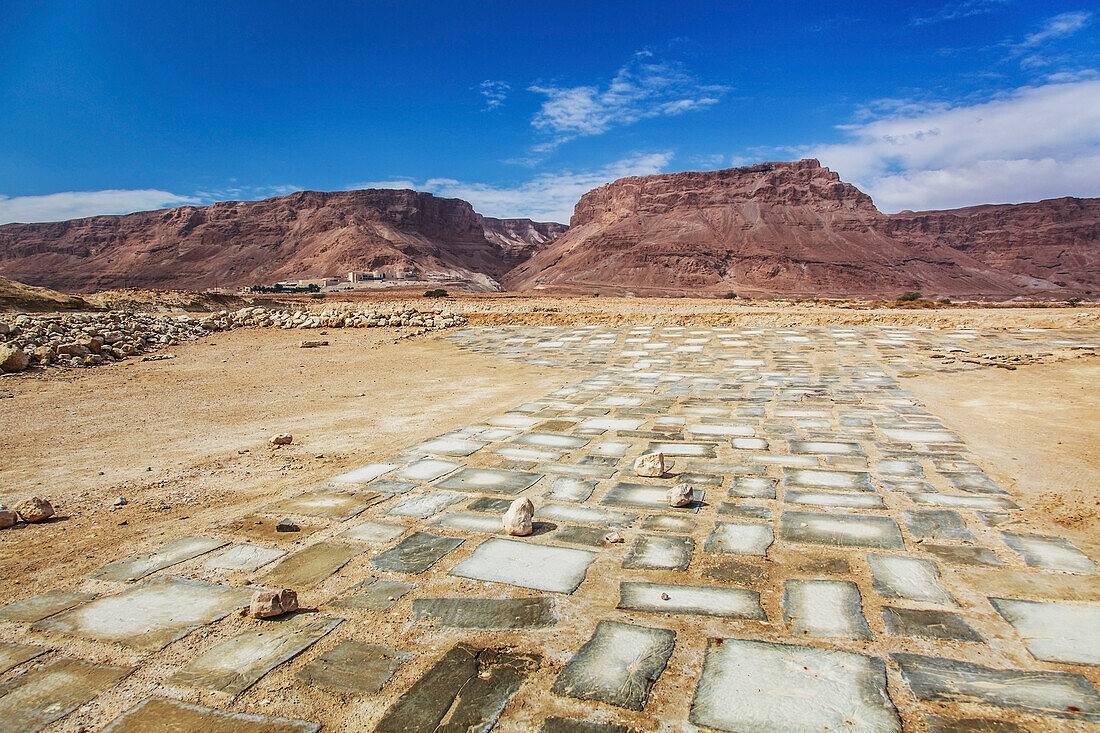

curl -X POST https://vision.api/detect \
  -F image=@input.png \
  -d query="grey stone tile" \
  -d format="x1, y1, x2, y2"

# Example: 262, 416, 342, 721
783, 580, 871, 639
704, 560, 770, 586
436, 467, 543, 495
868, 554, 956, 606
640, 514, 697, 533
789, 440, 865, 456
330, 463, 397, 485
409, 437, 487, 457
784, 468, 874, 492
431, 511, 506, 534
222, 514, 326, 543
467, 496, 515, 513
728, 476, 777, 499
943, 472, 1006, 495
366, 479, 418, 494
0, 642, 46, 675
553, 526, 612, 547
0, 657, 130, 733
716, 502, 772, 519
618, 582, 764, 619
263, 542, 362, 587
545, 476, 596, 502
601, 482, 703, 513
294, 641, 408, 694
340, 520, 406, 544
370, 532, 463, 574
705, 522, 774, 556
541, 718, 633, 733
514, 432, 590, 449
552, 621, 675, 711
646, 441, 717, 457
780, 511, 904, 550
904, 509, 976, 542
921, 543, 1003, 567
386, 490, 463, 519
1002, 532, 1097, 574
203, 544, 287, 572
622, 534, 694, 570
536, 503, 637, 529
395, 459, 463, 482
912, 493, 1020, 511
450, 538, 596, 593
412, 597, 556, 630
990, 597, 1100, 665
102, 696, 320, 733
87, 536, 228, 581
538, 462, 617, 479
881, 607, 983, 642
261, 489, 382, 520
0, 589, 95, 623
784, 489, 884, 509
329, 578, 413, 612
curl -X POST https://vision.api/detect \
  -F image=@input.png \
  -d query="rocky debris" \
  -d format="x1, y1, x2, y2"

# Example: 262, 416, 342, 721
502, 497, 535, 536
604, 531, 624, 544
0, 343, 29, 372
634, 452, 665, 477
667, 484, 696, 507
276, 518, 300, 532
14, 496, 54, 523
299, 340, 329, 348
270, 433, 293, 446
113, 496, 128, 507
0, 505, 17, 529
249, 588, 299, 618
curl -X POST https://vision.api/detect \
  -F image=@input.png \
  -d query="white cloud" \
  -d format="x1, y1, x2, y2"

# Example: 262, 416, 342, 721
810, 79, 1100, 211
1020, 10, 1091, 47
910, 0, 1009, 27
354, 152, 674, 223
0, 189, 202, 225
478, 80, 510, 110
529, 53, 726, 147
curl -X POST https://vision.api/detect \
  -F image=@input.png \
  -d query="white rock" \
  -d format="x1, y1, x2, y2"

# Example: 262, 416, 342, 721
667, 484, 696, 507
604, 531, 624, 544
502, 497, 534, 536
634, 452, 665, 477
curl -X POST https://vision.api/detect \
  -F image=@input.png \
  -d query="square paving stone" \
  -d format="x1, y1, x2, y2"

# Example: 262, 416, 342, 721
513, 432, 590, 449
783, 580, 871, 639
262, 542, 362, 587
371, 532, 463, 574
921, 543, 1003, 567
623, 534, 694, 570
375, 644, 539, 733
868, 554, 956, 606
881, 606, 983, 642
101, 696, 320, 733
395, 459, 463, 482
386, 490, 463, 519
784, 489, 884, 509
690, 638, 900, 733
450, 537, 596, 593
602, 482, 703, 513
172, 616, 341, 696
544, 476, 596, 502
222, 514, 325, 543
904, 509, 976, 541
552, 621, 675, 711
893, 653, 1100, 723
340, 520, 406, 544
203, 544, 287, 572
554, 525, 614, 547
0, 642, 46, 675
990, 598, 1100, 665
329, 578, 413, 612
1001, 532, 1097, 574
330, 463, 397, 484
0, 657, 131, 733
261, 489, 382, 520
467, 496, 515, 513
436, 467, 543, 495
784, 468, 873, 492
35, 577, 251, 650
536, 503, 637, 529
640, 514, 697, 533
728, 477, 777, 499
780, 511, 904, 550
0, 589, 95, 623
294, 641, 408, 694
705, 522, 774, 556
88, 536, 229, 581
412, 597, 557, 629
618, 582, 764, 619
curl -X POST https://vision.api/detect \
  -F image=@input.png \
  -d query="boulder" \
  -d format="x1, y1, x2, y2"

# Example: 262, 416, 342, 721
270, 433, 293, 446
14, 496, 54, 523
502, 497, 534, 536
0, 344, 30, 373
0, 506, 17, 529
634, 452, 665, 477
250, 588, 299, 618
667, 484, 696, 507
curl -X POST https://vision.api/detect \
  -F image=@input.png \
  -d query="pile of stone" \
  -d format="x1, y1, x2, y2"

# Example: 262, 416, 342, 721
0, 305, 468, 373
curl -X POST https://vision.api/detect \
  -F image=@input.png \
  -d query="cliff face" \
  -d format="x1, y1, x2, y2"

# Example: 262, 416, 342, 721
0, 189, 566, 292
503, 160, 1098, 298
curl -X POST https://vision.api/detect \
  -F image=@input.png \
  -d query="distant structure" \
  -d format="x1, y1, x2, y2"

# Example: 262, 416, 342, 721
348, 270, 385, 283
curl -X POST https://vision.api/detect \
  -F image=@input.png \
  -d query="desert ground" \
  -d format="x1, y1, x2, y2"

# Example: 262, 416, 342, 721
1, 296, 1099, 732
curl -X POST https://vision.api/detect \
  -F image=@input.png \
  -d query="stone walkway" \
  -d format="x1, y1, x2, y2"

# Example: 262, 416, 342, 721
2, 324, 1100, 731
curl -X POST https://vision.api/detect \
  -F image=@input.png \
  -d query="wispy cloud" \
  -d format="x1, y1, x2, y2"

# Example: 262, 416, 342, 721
353, 152, 675, 223
911, 0, 1010, 27
0, 189, 202, 225
478, 80, 511, 111
192, 184, 302, 201
809, 79, 1100, 211
528, 52, 727, 148
1020, 10, 1092, 47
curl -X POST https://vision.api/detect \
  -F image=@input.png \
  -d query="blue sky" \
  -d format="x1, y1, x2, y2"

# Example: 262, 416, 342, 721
1, 0, 1098, 224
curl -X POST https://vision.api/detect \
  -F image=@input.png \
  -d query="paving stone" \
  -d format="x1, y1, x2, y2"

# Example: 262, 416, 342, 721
101, 696, 320, 733
543, 476, 596, 502
410, 437, 487, 456
375, 644, 539, 733
222, 514, 325, 542
622, 534, 694, 570
366, 479, 419, 494
370, 532, 463, 574
0, 589, 95, 623
676, 471, 725, 485
436, 467, 543, 495
172, 616, 341, 696
690, 638, 900, 733
35, 577, 251, 650
431, 511, 504, 533
923, 715, 1028, 733
913, 493, 1021, 511
330, 463, 397, 484
413, 597, 556, 629
329, 577, 413, 612
552, 620, 675, 711
602, 481, 703, 513
0, 657, 131, 733
536, 503, 637, 529
554, 525, 615, 547
340, 520, 406, 543
87, 536, 228, 581
868, 554, 956, 605
784, 468, 874, 492
451, 538, 596, 593
1001, 532, 1097, 573
783, 579, 871, 639
590, 441, 630, 457
261, 489, 383, 520
514, 432, 590, 449
262, 541, 362, 587
705, 522, 774, 556
990, 597, 1100, 665
618, 581, 764, 619
0, 641, 46, 675
728, 476, 777, 499
538, 461, 617, 479
732, 437, 769, 450
784, 489, 885, 509
467, 496, 515, 513
646, 441, 717, 457
704, 559, 769, 585
883, 428, 961, 444
943, 471, 1006, 495
386, 491, 463, 519
904, 509, 976, 541
879, 459, 923, 477
789, 439, 865, 456
203, 544, 287, 572
640, 514, 697, 533
295, 641, 408, 694
395, 459, 463, 482
780, 511, 905, 550
921, 543, 1004, 567
540, 718, 633, 733
893, 653, 1100, 722
879, 601, 986, 641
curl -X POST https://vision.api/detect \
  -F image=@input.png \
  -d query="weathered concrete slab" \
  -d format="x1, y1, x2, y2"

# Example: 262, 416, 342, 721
623, 534, 693, 570
262, 542, 362, 587
1002, 532, 1097, 574
904, 509, 976, 542
552, 621, 675, 711
0, 589, 95, 623
868, 554, 956, 605
431, 511, 504, 533
728, 476, 777, 499
295, 641, 408, 694
436, 467, 543, 495
783, 580, 871, 639
690, 639, 900, 733
395, 459, 463, 482
340, 520, 406, 544
413, 597, 556, 630
450, 537, 596, 593
912, 493, 1020, 511
375, 644, 539, 733
784, 468, 873, 492
536, 503, 637, 529
544, 476, 596, 502
602, 482, 703, 513
410, 437, 487, 456
618, 582, 764, 619
35, 577, 250, 650
171, 616, 340, 696
203, 544, 287, 572
646, 441, 717, 457
386, 490, 463, 519
0, 657, 130, 732
102, 697, 320, 733
330, 577, 413, 612
704, 522, 774, 556
261, 489, 382, 520
881, 606, 983, 642
991, 598, 1100, 665
0, 642, 46, 675
514, 432, 590, 449
784, 489, 884, 509
780, 511, 905, 550
640, 514, 696, 533
371, 532, 463, 574
88, 536, 228, 581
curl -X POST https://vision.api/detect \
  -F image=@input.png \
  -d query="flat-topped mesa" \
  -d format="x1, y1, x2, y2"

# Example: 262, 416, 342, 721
570, 159, 878, 228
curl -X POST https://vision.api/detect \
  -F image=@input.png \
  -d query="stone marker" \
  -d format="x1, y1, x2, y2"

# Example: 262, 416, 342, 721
270, 433, 293, 445
633, 452, 665, 477
250, 588, 299, 618
667, 483, 695, 507
502, 497, 535, 536
14, 496, 54, 523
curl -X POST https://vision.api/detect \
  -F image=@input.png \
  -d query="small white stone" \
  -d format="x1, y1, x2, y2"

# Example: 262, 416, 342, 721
502, 497, 535, 536
250, 588, 299, 618
667, 483, 696, 507
604, 531, 624, 544
634, 452, 665, 477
